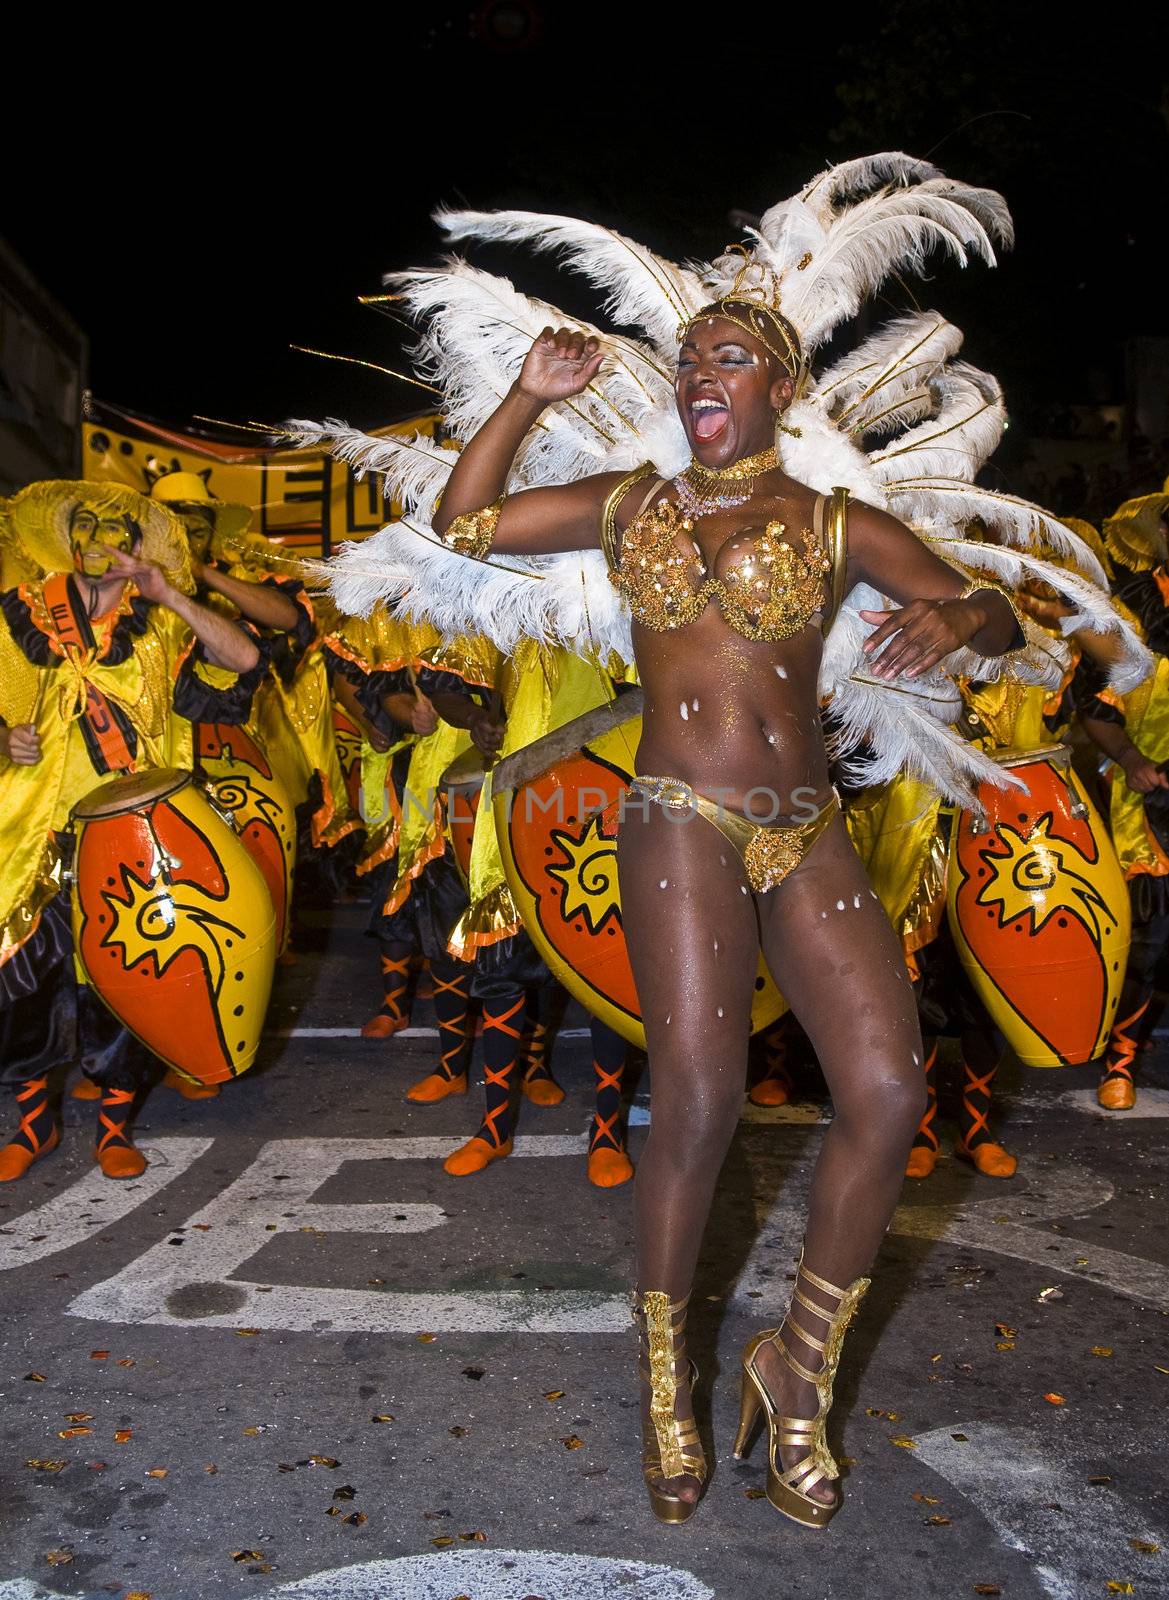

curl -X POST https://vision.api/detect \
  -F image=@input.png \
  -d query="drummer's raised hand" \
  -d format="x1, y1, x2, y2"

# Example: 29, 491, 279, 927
0, 722, 41, 765
468, 707, 505, 758
517, 327, 605, 404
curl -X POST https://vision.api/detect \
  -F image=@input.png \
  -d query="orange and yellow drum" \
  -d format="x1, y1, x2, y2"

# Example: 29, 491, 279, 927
197, 724, 295, 951
946, 743, 1130, 1067
71, 768, 276, 1086
492, 694, 784, 1049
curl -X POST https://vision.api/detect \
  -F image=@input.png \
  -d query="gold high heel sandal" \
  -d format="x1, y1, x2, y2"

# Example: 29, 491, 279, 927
632, 1289, 707, 1524
732, 1256, 869, 1529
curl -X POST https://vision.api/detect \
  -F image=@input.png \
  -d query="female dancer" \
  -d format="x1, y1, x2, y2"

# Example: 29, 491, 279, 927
429, 313, 1024, 1526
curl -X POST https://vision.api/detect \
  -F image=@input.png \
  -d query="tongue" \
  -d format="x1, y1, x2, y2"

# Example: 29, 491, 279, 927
693, 407, 728, 441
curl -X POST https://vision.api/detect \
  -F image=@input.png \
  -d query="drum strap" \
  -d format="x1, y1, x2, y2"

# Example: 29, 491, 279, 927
40, 574, 139, 775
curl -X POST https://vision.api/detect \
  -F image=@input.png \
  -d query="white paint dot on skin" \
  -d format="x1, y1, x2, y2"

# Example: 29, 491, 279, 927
740, 885, 749, 895
665, 1014, 671, 1025
717, 1007, 724, 1018
691, 697, 700, 711
836, 899, 846, 911
659, 879, 668, 889
679, 702, 689, 721
713, 939, 719, 953
821, 911, 828, 919
775, 664, 788, 678
853, 893, 862, 909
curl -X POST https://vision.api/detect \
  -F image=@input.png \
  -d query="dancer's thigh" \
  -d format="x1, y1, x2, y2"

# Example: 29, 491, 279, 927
617, 804, 759, 1072
756, 818, 922, 1109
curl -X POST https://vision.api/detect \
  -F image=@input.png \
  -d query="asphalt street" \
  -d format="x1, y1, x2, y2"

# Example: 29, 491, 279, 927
1, 900, 1167, 1600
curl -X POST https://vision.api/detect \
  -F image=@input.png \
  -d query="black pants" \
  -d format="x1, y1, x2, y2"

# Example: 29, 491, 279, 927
1, 955, 149, 1093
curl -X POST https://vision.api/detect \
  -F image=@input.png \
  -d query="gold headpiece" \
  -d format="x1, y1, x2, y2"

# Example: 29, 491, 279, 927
676, 246, 808, 393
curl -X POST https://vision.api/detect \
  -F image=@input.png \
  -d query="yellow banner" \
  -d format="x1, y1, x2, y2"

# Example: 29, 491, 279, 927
82, 399, 440, 558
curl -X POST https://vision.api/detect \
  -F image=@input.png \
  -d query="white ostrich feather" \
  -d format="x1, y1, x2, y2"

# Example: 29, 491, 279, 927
284, 418, 456, 522
886, 481, 1101, 568
818, 314, 965, 437
797, 153, 943, 216
436, 207, 704, 353
868, 364, 1005, 486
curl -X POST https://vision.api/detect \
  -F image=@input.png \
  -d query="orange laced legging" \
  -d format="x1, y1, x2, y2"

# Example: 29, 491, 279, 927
1103, 996, 1150, 1087
479, 991, 527, 1149
375, 943, 414, 1027
909, 1043, 939, 1154
523, 1017, 551, 1083
430, 957, 473, 1083
95, 1087, 137, 1156
7, 1076, 55, 1156
589, 1019, 627, 1154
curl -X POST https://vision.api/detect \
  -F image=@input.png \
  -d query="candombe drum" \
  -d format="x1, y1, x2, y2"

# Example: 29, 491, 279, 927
70, 768, 276, 1086
441, 745, 490, 886
491, 690, 785, 1050
946, 743, 1130, 1067
197, 723, 295, 951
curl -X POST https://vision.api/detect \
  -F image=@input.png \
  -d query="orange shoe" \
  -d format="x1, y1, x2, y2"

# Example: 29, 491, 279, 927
905, 1142, 939, 1179
70, 1078, 103, 1102
443, 1135, 513, 1176
522, 1073, 565, 1107
587, 1144, 633, 1187
95, 1141, 148, 1179
407, 1071, 467, 1104
955, 1138, 1017, 1178
361, 1013, 410, 1040
0, 1124, 60, 1183
1097, 1074, 1136, 1111
749, 1075, 791, 1108
162, 1069, 221, 1101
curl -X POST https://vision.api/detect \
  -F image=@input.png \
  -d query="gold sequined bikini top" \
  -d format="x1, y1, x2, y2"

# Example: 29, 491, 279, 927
601, 463, 850, 642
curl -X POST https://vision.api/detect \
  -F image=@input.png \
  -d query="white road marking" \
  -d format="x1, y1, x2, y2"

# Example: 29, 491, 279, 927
0, 1138, 213, 1272
68, 1135, 624, 1334
733, 1155, 1169, 1311
0, 1551, 714, 1600
914, 1422, 1167, 1600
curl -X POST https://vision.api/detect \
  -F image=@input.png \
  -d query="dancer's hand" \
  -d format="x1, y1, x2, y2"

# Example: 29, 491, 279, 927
860, 595, 989, 679
0, 723, 41, 765
517, 327, 604, 403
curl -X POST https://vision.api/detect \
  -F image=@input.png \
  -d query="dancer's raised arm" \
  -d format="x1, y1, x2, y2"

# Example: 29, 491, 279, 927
433, 328, 625, 555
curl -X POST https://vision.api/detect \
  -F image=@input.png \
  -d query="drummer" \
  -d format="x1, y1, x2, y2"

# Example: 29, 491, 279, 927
1077, 495, 1169, 1109
0, 481, 263, 1182
323, 605, 443, 1038
152, 473, 358, 891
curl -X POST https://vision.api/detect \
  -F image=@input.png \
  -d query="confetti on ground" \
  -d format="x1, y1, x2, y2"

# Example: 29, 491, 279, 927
58, 1427, 92, 1439
744, 1488, 766, 1499
344, 1512, 367, 1527
146, 1468, 168, 1479
1130, 1540, 1160, 1554
926, 1514, 952, 1525
90, 1350, 109, 1360
449, 1426, 469, 1438
116, 1358, 135, 1368
995, 1341, 1016, 1351
1088, 1476, 1113, 1485
125, 1591, 153, 1598
912, 1493, 941, 1506
561, 1435, 585, 1450
45, 1550, 73, 1566
1044, 1393, 1067, 1405
544, 1390, 565, 1401
951, 1434, 969, 1442
1106, 1585, 1135, 1595
1038, 1286, 1064, 1302
417, 1333, 436, 1343
26, 1460, 67, 1473
232, 1550, 264, 1562
24, 1372, 46, 1382
65, 1413, 93, 1423
308, 1456, 340, 1468
1092, 1346, 1114, 1357
332, 1486, 356, 1501
203, 1463, 218, 1475
890, 1436, 917, 1449
995, 1324, 1017, 1338
114, 1430, 133, 1443
459, 1531, 486, 1542
371, 1414, 395, 1424
973, 1588, 1002, 1597
235, 1328, 261, 1337
865, 1407, 900, 1420
431, 1536, 454, 1548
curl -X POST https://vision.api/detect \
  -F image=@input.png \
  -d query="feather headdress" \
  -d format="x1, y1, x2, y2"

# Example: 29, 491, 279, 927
304, 154, 1149, 803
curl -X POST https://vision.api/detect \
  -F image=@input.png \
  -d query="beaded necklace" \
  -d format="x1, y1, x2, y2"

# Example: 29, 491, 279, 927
672, 446, 779, 520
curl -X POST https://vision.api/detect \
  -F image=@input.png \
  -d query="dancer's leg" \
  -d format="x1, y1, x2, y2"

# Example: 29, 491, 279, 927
444, 983, 525, 1175
406, 955, 472, 1103
956, 1023, 1016, 1177
905, 1037, 939, 1178
588, 1018, 632, 1187
752, 817, 924, 1507
619, 804, 761, 1504
362, 937, 415, 1039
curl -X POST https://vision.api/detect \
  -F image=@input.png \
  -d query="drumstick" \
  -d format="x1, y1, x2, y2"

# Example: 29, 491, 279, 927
405, 664, 425, 705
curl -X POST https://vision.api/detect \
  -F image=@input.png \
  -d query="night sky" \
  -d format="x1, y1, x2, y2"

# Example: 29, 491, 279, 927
6, 4, 1167, 450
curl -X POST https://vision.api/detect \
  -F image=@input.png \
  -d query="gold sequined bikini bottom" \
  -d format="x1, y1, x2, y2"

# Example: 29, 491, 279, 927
629, 777, 840, 895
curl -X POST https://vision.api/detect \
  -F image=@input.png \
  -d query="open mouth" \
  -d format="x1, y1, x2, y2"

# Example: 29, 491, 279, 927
689, 398, 729, 442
